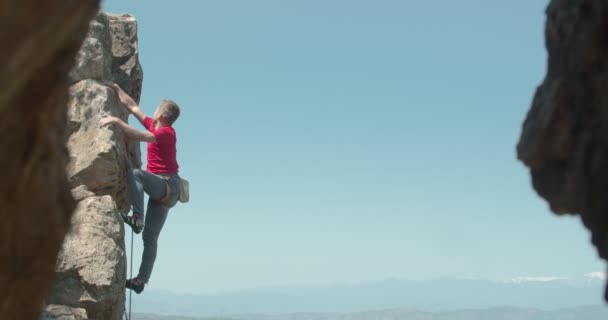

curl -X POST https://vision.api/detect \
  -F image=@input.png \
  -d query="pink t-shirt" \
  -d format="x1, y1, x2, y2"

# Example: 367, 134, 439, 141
144, 117, 179, 174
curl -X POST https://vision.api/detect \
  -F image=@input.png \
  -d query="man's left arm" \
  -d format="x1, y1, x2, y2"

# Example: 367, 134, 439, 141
99, 116, 156, 143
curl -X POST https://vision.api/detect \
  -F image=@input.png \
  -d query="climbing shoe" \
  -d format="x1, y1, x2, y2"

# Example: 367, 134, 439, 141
126, 278, 145, 294
123, 215, 144, 234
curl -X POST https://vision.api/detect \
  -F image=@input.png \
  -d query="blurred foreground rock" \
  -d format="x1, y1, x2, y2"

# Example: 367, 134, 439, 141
517, 0, 608, 301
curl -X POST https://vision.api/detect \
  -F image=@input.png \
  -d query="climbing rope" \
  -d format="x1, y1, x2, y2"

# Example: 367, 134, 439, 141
124, 228, 134, 320
129, 227, 134, 318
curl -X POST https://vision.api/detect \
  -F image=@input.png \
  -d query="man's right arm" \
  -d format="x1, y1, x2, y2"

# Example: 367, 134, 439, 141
99, 116, 156, 143
110, 83, 146, 125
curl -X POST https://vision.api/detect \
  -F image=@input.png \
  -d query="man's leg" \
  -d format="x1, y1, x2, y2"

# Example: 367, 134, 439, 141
126, 163, 144, 220
127, 164, 166, 221
137, 198, 169, 283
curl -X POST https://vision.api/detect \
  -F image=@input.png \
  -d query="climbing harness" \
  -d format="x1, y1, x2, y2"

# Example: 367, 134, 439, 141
157, 174, 190, 207
156, 174, 179, 209
158, 177, 172, 203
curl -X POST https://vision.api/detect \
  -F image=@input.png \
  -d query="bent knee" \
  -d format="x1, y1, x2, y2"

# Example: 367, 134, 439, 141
133, 168, 144, 180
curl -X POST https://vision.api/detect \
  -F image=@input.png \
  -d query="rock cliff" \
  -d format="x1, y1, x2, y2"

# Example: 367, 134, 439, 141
517, 0, 608, 300
42, 12, 144, 320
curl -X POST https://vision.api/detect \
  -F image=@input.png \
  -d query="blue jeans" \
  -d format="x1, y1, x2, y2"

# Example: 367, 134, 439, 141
126, 162, 180, 283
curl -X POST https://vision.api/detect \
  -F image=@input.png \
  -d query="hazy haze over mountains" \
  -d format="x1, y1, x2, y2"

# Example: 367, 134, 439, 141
133, 305, 608, 320
129, 276, 605, 318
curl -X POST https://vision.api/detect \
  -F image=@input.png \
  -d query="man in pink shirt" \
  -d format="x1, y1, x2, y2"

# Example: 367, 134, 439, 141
100, 82, 181, 294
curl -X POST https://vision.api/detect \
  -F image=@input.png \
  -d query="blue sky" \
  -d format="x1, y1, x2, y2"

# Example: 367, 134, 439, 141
101, 1, 604, 294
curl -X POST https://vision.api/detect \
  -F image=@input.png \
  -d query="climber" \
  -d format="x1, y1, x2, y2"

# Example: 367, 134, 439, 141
99, 82, 181, 295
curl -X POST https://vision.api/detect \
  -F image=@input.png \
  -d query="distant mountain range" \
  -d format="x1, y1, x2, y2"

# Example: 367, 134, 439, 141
130, 276, 606, 317
133, 305, 608, 320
